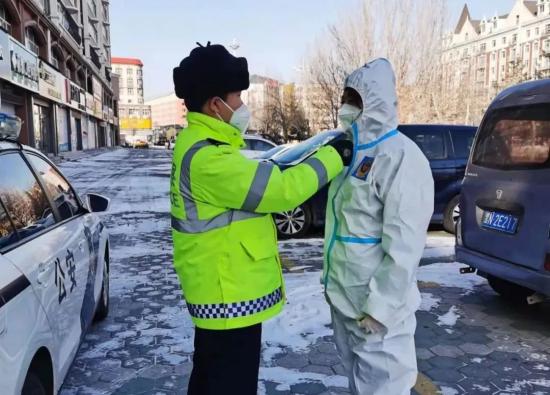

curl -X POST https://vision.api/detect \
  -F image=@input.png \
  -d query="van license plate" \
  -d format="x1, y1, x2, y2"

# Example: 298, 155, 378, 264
481, 211, 519, 234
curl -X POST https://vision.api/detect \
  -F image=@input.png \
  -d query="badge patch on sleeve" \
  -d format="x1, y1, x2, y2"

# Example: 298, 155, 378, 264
352, 157, 374, 180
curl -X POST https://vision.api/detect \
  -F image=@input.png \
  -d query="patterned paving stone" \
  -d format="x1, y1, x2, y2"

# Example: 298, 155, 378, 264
58, 149, 550, 395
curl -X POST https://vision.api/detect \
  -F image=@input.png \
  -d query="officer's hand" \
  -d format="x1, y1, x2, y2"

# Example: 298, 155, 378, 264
358, 315, 385, 334
326, 138, 353, 166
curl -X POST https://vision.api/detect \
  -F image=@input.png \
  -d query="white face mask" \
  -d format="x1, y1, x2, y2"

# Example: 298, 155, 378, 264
217, 99, 251, 134
338, 104, 362, 131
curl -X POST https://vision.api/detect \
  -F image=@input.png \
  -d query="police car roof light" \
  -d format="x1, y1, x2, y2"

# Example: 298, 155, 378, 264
0, 113, 22, 141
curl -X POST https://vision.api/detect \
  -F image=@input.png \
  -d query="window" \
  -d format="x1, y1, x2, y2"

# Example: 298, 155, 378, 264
128, 88, 134, 95
138, 98, 144, 104
25, 28, 39, 55
26, 155, 81, 221
527, 30, 531, 38
90, 21, 98, 42
473, 105, 550, 169
502, 36, 506, 44
536, 28, 540, 36
127, 78, 134, 88
480, 43, 486, 52
0, 153, 55, 242
0, 201, 16, 249
0, 4, 11, 33
451, 129, 476, 159
127, 68, 133, 75
513, 34, 518, 44
51, 50, 60, 69
492, 40, 496, 48
502, 51, 506, 59
546, 24, 550, 34
115, 67, 122, 74
516, 15, 520, 26
408, 131, 447, 160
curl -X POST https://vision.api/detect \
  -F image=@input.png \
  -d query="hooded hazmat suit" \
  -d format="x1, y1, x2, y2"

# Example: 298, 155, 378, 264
323, 59, 434, 394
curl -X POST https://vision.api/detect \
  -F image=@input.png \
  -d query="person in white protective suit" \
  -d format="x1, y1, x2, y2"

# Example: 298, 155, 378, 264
323, 58, 435, 395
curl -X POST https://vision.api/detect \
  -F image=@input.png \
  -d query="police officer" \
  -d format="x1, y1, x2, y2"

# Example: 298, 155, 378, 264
171, 43, 352, 395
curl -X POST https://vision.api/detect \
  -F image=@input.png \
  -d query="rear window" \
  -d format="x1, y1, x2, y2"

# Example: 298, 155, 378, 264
473, 105, 550, 169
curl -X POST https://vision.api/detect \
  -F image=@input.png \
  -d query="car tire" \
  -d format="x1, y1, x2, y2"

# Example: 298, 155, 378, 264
94, 253, 109, 322
443, 195, 461, 234
487, 275, 535, 303
22, 371, 47, 395
274, 204, 312, 239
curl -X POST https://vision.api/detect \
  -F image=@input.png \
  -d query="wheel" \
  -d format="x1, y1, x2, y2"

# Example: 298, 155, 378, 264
443, 195, 461, 234
22, 371, 47, 395
94, 254, 109, 322
488, 275, 535, 303
274, 204, 312, 239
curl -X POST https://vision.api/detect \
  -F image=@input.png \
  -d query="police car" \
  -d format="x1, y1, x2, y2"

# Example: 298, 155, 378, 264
0, 114, 110, 395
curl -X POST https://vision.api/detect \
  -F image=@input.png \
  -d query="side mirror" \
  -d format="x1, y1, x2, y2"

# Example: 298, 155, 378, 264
84, 193, 110, 213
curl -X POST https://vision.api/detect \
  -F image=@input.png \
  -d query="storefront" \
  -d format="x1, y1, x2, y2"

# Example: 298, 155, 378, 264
38, 61, 69, 153
0, 30, 38, 147
65, 79, 86, 151
85, 92, 95, 149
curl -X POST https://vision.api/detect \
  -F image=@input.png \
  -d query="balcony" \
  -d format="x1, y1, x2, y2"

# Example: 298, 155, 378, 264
90, 46, 102, 69
88, 4, 99, 23
0, 16, 10, 33
34, 0, 51, 14
62, 0, 79, 14
543, 48, 550, 58
59, 2, 82, 44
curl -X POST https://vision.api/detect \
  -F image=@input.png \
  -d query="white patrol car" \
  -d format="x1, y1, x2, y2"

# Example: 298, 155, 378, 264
0, 114, 110, 395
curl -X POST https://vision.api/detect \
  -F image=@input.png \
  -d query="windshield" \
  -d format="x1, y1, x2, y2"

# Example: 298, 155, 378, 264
473, 104, 550, 170
272, 131, 344, 166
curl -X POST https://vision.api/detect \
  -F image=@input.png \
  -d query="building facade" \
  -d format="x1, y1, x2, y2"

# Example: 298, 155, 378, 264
0, 0, 118, 155
111, 57, 151, 143
241, 74, 281, 132
145, 93, 187, 129
443, 0, 550, 100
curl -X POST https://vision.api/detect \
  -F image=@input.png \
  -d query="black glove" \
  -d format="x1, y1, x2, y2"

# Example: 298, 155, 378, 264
327, 138, 354, 166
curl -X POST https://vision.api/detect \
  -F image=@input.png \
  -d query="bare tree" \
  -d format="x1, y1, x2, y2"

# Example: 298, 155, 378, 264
304, 1, 375, 131
303, 0, 449, 128
261, 84, 311, 143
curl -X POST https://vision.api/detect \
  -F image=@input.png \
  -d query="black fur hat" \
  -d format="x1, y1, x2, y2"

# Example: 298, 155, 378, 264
173, 42, 250, 111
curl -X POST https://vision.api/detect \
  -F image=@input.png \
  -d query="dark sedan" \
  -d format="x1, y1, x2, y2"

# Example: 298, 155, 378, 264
270, 125, 477, 238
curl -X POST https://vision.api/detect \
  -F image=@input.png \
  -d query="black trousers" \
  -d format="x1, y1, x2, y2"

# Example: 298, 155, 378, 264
188, 323, 262, 395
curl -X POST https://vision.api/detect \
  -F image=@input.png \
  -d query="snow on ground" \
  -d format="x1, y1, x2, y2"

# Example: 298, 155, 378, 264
420, 292, 441, 312
437, 306, 460, 327
263, 272, 332, 358
418, 262, 486, 291
259, 367, 348, 393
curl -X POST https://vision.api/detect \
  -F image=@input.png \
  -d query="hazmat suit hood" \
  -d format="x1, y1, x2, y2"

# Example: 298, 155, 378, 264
344, 58, 398, 144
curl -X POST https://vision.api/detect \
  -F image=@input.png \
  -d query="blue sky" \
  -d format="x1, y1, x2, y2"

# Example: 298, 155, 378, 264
110, 0, 517, 99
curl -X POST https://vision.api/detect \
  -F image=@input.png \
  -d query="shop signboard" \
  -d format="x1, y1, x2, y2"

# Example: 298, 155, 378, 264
39, 61, 66, 103
66, 80, 86, 111
9, 37, 39, 92
86, 92, 95, 115
119, 118, 152, 130
0, 29, 11, 82
92, 77, 103, 119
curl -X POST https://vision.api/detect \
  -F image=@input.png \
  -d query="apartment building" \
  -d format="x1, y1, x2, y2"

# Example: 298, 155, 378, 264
443, 0, 550, 98
0, 0, 118, 154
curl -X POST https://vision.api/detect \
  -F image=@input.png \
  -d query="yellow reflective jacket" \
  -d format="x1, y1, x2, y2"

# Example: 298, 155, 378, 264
171, 112, 343, 330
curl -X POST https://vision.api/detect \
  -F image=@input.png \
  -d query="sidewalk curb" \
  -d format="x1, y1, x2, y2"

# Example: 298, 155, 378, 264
52, 147, 123, 165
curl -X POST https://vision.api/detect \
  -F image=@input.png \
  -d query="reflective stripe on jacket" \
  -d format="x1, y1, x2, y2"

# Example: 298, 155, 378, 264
171, 112, 343, 329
